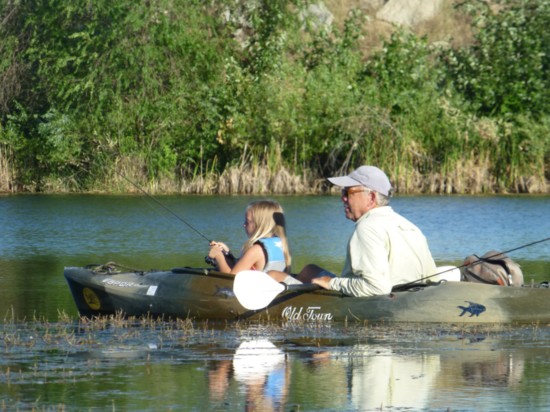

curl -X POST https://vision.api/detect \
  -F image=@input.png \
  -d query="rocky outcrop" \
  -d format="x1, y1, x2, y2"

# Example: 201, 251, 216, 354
301, 2, 334, 30
305, 0, 447, 31
226, 0, 449, 48
376, 0, 445, 27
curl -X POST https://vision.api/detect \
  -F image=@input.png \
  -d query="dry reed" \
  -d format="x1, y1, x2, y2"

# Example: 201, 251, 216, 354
0, 144, 13, 192
103, 157, 550, 195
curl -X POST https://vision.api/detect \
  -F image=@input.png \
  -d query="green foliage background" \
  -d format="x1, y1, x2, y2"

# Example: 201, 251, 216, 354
0, 0, 548, 193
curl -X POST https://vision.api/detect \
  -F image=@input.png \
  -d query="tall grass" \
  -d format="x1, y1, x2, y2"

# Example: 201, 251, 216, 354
0, 143, 13, 192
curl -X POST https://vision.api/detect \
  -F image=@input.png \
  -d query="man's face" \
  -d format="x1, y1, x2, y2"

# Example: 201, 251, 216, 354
340, 186, 376, 221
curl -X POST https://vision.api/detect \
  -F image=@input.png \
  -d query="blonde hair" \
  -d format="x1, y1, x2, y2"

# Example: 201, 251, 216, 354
242, 200, 292, 271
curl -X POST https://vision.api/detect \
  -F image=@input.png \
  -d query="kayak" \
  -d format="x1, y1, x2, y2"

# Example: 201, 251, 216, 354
64, 263, 550, 324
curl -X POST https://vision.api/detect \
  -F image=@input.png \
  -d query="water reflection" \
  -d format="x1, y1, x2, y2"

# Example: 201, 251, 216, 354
347, 346, 440, 409
342, 341, 525, 409
2, 321, 549, 410
461, 350, 524, 388
208, 359, 233, 403
208, 339, 290, 411
202, 335, 535, 411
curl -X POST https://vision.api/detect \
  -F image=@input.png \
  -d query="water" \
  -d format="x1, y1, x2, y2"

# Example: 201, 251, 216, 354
2, 320, 550, 411
1, 194, 549, 410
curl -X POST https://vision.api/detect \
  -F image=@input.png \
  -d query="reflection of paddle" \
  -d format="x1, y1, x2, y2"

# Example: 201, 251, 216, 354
232, 339, 285, 383
233, 270, 320, 310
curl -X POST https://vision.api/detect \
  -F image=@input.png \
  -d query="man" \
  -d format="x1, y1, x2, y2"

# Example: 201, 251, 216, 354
307, 165, 437, 297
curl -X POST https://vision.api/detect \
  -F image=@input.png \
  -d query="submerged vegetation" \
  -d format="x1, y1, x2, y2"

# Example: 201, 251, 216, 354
0, 0, 548, 194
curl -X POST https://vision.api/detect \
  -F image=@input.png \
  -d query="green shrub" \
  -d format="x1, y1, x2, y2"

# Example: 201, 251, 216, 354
0, 0, 547, 193
443, 0, 550, 118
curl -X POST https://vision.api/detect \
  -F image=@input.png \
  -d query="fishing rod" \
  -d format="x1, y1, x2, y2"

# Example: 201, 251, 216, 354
396, 236, 550, 290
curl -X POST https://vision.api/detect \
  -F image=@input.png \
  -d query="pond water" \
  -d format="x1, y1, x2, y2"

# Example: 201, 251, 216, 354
1, 193, 549, 410
3, 319, 550, 411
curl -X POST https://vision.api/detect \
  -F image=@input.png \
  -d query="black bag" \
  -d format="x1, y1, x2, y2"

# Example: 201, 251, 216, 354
460, 250, 524, 287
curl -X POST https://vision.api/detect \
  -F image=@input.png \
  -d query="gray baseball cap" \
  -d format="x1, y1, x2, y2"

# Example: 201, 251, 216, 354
328, 166, 393, 196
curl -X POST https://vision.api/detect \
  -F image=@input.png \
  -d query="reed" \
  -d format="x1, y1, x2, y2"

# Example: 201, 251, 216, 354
90, 149, 320, 195
216, 163, 311, 195
4, 156, 546, 195
0, 143, 13, 192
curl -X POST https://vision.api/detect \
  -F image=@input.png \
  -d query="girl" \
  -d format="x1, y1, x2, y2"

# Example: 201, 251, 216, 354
208, 200, 291, 275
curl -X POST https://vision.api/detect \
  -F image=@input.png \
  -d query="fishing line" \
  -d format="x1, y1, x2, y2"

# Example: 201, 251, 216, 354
396, 236, 550, 289
115, 171, 236, 267
115, 171, 211, 243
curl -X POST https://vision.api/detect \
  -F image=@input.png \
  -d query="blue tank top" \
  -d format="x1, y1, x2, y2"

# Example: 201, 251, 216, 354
256, 237, 286, 272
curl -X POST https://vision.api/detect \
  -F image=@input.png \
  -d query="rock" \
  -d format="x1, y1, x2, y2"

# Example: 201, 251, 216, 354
376, 0, 444, 27
360, 0, 386, 11
300, 2, 334, 31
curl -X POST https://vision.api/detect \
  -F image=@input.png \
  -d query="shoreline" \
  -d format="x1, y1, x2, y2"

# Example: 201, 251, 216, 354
1, 168, 547, 195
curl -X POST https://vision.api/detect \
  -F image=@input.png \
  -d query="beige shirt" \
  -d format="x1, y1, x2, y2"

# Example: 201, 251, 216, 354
329, 206, 436, 297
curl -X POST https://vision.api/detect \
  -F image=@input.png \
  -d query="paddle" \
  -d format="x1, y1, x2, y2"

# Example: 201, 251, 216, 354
233, 270, 320, 310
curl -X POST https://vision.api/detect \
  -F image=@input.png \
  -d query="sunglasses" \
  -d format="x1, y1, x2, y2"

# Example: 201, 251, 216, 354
341, 187, 367, 197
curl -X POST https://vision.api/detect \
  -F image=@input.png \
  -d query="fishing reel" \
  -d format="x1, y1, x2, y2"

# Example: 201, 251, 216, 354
205, 251, 236, 268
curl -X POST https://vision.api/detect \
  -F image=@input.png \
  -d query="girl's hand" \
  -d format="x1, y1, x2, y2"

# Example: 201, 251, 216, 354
208, 241, 234, 273
209, 241, 230, 255
208, 248, 220, 259
208, 245, 224, 259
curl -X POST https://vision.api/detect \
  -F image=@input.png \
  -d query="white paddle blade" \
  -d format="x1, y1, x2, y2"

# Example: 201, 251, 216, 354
233, 270, 285, 310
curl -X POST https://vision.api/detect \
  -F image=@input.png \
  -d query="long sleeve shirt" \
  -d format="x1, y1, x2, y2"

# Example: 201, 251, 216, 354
329, 206, 436, 297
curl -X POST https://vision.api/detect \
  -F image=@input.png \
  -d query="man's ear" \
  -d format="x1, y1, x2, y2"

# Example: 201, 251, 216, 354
367, 190, 377, 205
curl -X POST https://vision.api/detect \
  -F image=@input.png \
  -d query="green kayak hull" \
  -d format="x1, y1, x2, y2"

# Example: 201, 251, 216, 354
64, 265, 550, 324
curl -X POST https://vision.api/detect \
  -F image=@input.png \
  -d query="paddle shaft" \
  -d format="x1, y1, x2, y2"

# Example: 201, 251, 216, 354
284, 283, 321, 293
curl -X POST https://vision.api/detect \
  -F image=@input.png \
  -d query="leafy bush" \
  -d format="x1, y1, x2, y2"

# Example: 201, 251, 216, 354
0, 0, 547, 193
443, 0, 550, 118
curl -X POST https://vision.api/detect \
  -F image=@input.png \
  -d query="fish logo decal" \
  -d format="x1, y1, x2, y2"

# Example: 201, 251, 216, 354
214, 286, 235, 299
458, 301, 486, 317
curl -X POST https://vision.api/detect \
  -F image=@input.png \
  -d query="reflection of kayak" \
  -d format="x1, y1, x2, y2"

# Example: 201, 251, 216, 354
64, 264, 550, 324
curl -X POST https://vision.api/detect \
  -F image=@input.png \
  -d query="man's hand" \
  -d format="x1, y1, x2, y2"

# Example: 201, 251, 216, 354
311, 276, 332, 290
